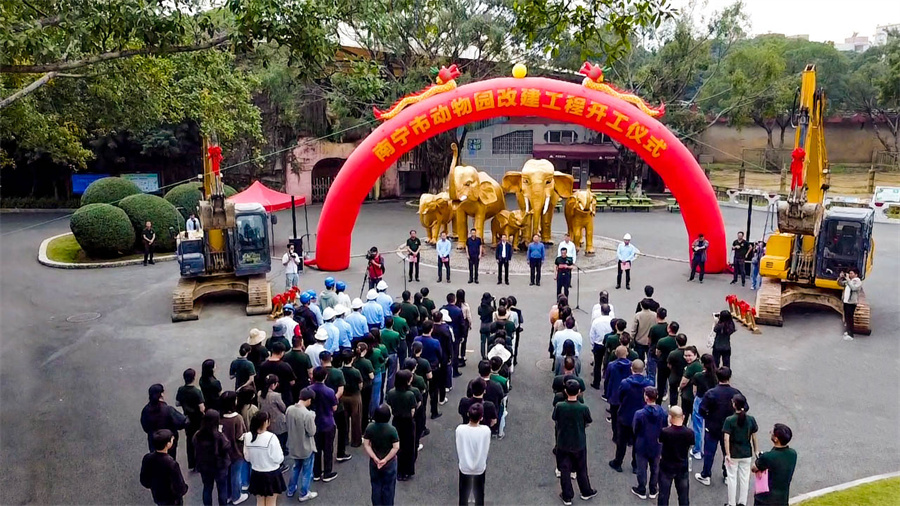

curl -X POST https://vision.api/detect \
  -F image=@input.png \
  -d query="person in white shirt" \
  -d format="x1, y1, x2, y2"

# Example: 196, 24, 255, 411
552, 316, 583, 358
557, 234, 577, 264
305, 329, 327, 369
282, 243, 301, 290
616, 233, 637, 290
590, 291, 616, 321
186, 213, 201, 232
456, 403, 491, 506
335, 281, 352, 309
277, 304, 299, 341
589, 304, 613, 390
243, 411, 286, 501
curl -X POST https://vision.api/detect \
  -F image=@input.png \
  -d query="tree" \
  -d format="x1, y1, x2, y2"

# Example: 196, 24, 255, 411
0, 0, 343, 108
848, 36, 900, 153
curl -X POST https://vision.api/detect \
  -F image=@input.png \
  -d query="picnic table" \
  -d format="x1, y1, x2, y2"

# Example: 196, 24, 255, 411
666, 198, 680, 212
608, 196, 632, 211
630, 196, 653, 212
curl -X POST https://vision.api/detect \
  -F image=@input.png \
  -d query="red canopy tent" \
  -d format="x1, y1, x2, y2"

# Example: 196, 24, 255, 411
227, 180, 306, 211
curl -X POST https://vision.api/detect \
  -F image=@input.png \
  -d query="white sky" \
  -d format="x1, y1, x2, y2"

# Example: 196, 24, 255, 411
673, 0, 897, 42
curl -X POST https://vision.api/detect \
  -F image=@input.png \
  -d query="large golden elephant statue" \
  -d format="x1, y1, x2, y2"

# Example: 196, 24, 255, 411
418, 192, 453, 244
491, 210, 532, 251
448, 143, 505, 249
564, 189, 597, 255
501, 160, 574, 244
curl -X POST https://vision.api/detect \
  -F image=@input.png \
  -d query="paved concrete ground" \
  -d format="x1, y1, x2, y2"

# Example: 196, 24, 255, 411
1, 203, 898, 505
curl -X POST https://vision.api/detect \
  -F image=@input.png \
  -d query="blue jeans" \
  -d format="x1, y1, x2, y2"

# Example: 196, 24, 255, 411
692, 397, 704, 455
751, 262, 761, 289
228, 459, 246, 501
386, 354, 398, 390
646, 354, 657, 381
370, 372, 384, 417
285, 272, 300, 290
288, 453, 315, 497
701, 431, 726, 478
200, 467, 228, 506
635, 452, 660, 494
370, 458, 398, 506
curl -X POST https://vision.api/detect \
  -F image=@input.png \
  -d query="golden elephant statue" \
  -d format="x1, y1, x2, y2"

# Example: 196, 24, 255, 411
502, 160, 574, 244
491, 210, 532, 251
418, 192, 454, 244
448, 143, 506, 249
565, 189, 597, 255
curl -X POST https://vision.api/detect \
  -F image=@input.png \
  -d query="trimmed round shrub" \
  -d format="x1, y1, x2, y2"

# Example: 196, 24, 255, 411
80, 177, 142, 206
117, 194, 186, 251
69, 203, 136, 258
164, 182, 238, 219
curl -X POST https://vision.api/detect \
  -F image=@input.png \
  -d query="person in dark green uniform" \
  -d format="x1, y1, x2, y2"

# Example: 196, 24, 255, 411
142, 221, 156, 265
678, 346, 701, 427
420, 287, 436, 314
646, 308, 668, 383
339, 349, 364, 448
385, 370, 419, 481
752, 423, 797, 506
398, 291, 420, 343
391, 303, 410, 361
665, 334, 688, 408
363, 404, 400, 506
321, 352, 349, 463
355, 342, 375, 427
654, 322, 680, 404
175, 368, 205, 471
406, 230, 421, 282
381, 316, 402, 391
552, 380, 598, 504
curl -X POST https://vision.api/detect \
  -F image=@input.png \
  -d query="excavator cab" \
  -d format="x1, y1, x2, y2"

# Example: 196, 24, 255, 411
815, 207, 874, 285
233, 203, 271, 277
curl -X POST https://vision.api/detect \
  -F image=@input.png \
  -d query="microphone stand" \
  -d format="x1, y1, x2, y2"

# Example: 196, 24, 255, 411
574, 264, 586, 313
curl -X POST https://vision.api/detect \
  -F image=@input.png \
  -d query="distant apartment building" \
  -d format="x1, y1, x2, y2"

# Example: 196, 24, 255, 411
835, 33, 871, 52
872, 23, 900, 46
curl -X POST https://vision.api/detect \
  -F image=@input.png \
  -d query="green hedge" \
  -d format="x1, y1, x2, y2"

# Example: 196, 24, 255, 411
69, 203, 136, 257
80, 177, 142, 206
117, 194, 185, 251
164, 182, 238, 219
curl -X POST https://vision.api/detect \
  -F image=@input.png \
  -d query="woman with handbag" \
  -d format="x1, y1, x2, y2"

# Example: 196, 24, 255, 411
723, 395, 758, 506
712, 310, 736, 369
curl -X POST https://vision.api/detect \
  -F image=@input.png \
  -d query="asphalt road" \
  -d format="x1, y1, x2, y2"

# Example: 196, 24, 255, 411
1, 202, 898, 505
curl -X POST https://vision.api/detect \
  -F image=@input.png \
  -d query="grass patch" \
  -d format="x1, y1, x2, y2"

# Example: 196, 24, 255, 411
797, 477, 900, 506
46, 233, 168, 264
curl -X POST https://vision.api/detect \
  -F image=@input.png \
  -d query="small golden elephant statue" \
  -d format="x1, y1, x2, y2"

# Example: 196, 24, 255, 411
565, 190, 597, 255
491, 209, 532, 251
419, 192, 454, 244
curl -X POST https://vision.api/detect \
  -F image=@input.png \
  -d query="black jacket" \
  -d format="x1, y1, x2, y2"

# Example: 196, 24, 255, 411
699, 384, 746, 436
192, 430, 232, 474
140, 403, 187, 450
140, 451, 188, 505
432, 323, 453, 363
495, 242, 513, 262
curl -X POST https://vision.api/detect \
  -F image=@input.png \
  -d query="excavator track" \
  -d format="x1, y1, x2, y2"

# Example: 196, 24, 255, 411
246, 274, 272, 316
755, 279, 872, 335
755, 277, 784, 326
172, 278, 201, 321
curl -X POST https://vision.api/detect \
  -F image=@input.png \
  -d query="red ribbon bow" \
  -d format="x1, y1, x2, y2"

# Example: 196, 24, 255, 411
207, 145, 223, 176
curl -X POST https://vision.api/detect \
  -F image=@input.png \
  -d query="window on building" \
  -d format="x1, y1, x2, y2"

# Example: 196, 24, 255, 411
545, 130, 578, 144
492, 130, 534, 154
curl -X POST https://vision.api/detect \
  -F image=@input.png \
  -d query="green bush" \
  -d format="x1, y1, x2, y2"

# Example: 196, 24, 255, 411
164, 182, 238, 219
69, 203, 136, 257
117, 194, 185, 251
80, 177, 142, 206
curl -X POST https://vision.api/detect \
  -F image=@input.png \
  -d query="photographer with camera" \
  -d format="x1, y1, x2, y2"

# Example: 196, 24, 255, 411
282, 243, 301, 290
366, 247, 385, 290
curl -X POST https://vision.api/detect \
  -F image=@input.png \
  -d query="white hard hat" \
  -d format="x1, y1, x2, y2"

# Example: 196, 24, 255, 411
440, 309, 453, 323
376, 280, 388, 290
366, 289, 378, 300
315, 328, 328, 341
623, 233, 632, 240
351, 298, 364, 309
323, 307, 336, 320
334, 304, 348, 316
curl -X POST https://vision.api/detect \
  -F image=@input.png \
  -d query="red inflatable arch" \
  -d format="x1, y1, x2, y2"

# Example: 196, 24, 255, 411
309, 76, 726, 272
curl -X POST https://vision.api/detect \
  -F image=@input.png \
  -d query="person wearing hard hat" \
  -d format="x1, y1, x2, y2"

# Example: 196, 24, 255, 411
346, 298, 369, 344
617, 233, 637, 290
332, 305, 353, 351
306, 328, 328, 369
295, 292, 319, 347
362, 289, 386, 331
321, 307, 341, 353
335, 281, 352, 309
319, 277, 339, 312
306, 291, 324, 326
277, 303, 300, 340
375, 280, 393, 320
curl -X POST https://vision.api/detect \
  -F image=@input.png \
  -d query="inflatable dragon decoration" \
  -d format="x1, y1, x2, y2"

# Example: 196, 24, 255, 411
373, 64, 461, 120
579, 62, 665, 118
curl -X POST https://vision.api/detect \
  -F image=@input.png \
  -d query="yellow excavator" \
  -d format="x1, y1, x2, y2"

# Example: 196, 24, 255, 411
755, 65, 874, 333
171, 137, 273, 321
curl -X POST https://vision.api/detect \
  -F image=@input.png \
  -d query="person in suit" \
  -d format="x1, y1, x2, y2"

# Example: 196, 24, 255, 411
495, 234, 512, 285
